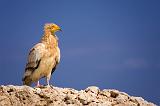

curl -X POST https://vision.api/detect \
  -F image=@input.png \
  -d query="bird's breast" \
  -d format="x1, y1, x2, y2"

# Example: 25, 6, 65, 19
56, 46, 60, 63
41, 56, 55, 73
31, 56, 54, 81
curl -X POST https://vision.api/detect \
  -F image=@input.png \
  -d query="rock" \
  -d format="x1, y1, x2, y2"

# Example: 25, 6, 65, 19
0, 85, 156, 106
85, 86, 100, 94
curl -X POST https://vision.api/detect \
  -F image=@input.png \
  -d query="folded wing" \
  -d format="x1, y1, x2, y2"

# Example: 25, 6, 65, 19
22, 43, 46, 85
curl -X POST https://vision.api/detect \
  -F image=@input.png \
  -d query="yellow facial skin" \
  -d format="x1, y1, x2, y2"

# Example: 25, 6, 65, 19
44, 23, 61, 34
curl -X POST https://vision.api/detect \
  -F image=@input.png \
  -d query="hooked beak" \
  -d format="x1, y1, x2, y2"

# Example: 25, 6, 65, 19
59, 28, 62, 32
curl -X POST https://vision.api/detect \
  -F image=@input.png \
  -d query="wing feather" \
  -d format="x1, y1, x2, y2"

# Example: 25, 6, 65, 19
51, 47, 60, 75
22, 43, 46, 84
25, 43, 45, 71
23, 39, 60, 85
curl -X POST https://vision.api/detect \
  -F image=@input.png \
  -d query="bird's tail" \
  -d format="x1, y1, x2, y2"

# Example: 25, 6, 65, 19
22, 76, 32, 86
22, 70, 32, 86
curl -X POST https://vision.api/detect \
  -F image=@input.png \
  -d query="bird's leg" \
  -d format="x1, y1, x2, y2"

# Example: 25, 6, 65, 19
36, 80, 40, 87
46, 73, 51, 87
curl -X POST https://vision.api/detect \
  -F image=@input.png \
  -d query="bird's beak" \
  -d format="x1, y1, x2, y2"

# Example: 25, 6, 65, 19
59, 28, 62, 32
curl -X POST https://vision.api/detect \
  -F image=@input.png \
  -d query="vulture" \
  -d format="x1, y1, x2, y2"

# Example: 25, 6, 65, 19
22, 23, 61, 87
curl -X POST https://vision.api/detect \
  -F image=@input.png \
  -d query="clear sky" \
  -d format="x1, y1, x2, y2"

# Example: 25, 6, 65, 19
0, 0, 160, 104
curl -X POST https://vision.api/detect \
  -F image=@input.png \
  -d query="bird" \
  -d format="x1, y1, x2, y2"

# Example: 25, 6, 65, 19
22, 23, 61, 87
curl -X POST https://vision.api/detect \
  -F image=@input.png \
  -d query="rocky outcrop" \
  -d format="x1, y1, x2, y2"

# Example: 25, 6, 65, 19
0, 85, 156, 106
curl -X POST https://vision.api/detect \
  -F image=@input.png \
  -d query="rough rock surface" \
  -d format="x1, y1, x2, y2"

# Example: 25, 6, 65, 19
0, 85, 156, 106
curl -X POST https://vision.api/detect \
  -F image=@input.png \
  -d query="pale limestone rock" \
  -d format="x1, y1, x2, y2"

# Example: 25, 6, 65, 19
0, 85, 156, 106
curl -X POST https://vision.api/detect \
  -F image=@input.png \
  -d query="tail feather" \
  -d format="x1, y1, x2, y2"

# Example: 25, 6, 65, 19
22, 70, 32, 86
22, 76, 32, 86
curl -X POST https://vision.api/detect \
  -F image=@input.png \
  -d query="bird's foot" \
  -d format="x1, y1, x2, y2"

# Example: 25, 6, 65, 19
44, 85, 52, 92
35, 81, 43, 88
36, 84, 43, 88
46, 84, 50, 88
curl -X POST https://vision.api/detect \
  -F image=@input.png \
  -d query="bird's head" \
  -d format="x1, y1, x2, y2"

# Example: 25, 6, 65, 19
44, 23, 62, 34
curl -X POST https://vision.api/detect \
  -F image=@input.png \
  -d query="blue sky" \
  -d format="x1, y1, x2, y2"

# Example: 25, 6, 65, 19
0, 0, 160, 104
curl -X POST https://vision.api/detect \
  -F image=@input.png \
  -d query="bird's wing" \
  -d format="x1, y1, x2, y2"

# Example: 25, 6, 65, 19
25, 43, 46, 72
51, 58, 59, 75
51, 47, 60, 75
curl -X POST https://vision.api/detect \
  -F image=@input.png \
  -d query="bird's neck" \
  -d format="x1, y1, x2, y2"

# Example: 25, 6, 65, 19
41, 31, 58, 47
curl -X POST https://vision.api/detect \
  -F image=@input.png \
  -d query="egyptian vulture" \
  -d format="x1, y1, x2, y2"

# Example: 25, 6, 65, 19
22, 23, 61, 87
